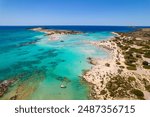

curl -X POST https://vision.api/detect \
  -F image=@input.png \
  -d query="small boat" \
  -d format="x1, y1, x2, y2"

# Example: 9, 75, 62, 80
60, 84, 67, 88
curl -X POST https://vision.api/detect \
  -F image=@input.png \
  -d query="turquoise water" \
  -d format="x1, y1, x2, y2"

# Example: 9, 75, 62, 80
0, 28, 114, 100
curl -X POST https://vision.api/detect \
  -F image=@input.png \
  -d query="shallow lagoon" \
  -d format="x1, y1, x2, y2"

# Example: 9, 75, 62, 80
0, 26, 134, 100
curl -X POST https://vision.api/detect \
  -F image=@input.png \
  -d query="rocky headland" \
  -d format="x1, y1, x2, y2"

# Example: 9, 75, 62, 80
30, 27, 82, 41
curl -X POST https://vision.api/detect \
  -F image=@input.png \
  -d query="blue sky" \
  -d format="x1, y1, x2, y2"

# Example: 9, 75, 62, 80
0, 0, 150, 26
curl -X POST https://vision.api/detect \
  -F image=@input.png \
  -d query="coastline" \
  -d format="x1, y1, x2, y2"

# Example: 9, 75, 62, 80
30, 27, 82, 41
83, 38, 121, 99
83, 29, 150, 100
1, 27, 149, 100
30, 27, 150, 100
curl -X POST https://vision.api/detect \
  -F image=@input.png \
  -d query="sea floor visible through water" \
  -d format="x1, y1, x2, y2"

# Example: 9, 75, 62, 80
0, 26, 137, 100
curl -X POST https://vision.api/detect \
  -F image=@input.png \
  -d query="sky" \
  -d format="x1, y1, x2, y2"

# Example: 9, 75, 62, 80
0, 0, 150, 26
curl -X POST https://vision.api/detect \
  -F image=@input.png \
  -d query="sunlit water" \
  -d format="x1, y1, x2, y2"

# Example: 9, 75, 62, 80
0, 26, 136, 100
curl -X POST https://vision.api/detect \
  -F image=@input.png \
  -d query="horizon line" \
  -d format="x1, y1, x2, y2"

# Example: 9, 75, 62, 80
0, 25, 150, 27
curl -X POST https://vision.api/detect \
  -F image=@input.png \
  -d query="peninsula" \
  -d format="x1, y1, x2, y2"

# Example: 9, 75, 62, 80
83, 28, 150, 100
30, 27, 82, 41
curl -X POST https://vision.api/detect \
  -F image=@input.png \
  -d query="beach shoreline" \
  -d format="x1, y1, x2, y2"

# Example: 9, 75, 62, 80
30, 27, 150, 100
83, 37, 120, 99
1, 27, 149, 100
83, 29, 150, 100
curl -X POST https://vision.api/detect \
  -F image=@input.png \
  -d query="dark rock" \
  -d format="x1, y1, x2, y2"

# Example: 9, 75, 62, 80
0, 79, 17, 97
10, 95, 17, 100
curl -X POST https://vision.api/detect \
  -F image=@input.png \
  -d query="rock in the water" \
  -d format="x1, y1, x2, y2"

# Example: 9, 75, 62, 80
0, 79, 17, 97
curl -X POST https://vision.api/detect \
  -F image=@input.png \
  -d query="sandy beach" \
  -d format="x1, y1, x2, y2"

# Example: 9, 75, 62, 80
83, 29, 150, 100
31, 27, 150, 100
0, 27, 149, 100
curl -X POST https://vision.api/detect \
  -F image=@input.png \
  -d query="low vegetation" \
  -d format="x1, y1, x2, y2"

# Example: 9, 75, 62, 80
119, 66, 125, 69
130, 89, 144, 99
106, 75, 133, 98
142, 61, 150, 69
105, 63, 110, 67
127, 66, 137, 70
144, 50, 150, 58
145, 85, 150, 92
104, 74, 146, 99
114, 30, 150, 71
128, 76, 136, 82
102, 29, 150, 99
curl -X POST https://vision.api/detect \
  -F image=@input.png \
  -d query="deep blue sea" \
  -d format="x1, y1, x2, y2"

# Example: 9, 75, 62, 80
0, 26, 142, 100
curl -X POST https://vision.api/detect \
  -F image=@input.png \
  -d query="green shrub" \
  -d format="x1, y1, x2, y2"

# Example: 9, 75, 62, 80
100, 90, 107, 95
143, 65, 150, 69
129, 48, 144, 54
135, 40, 148, 47
105, 63, 110, 67
125, 60, 136, 66
119, 66, 125, 69
144, 51, 150, 58
116, 42, 122, 47
124, 51, 133, 57
131, 89, 144, 99
142, 61, 148, 66
128, 77, 136, 82
127, 66, 137, 70
124, 52, 137, 63
145, 85, 150, 92
136, 54, 142, 58
106, 75, 133, 98
116, 62, 121, 65
123, 40, 134, 45
143, 33, 150, 37
121, 45, 130, 50
142, 45, 150, 49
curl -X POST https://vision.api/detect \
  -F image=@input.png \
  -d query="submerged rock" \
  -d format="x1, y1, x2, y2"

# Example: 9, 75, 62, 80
17, 39, 41, 47
0, 79, 17, 97
56, 77, 71, 89
56, 77, 71, 83
60, 40, 64, 42
14, 69, 45, 100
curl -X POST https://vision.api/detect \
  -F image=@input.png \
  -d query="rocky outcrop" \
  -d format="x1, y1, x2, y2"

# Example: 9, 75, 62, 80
30, 27, 83, 35
0, 79, 17, 97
